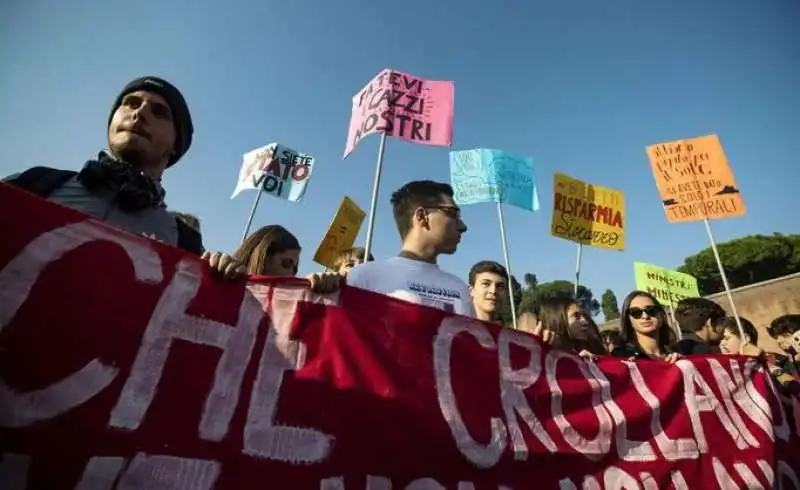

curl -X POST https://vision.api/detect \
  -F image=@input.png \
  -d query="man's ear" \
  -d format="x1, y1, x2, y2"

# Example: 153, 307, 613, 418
468, 285, 474, 297
413, 207, 429, 228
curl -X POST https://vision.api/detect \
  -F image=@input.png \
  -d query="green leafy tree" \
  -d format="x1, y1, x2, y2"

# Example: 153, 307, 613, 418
519, 279, 600, 317
523, 273, 538, 290
601, 289, 620, 321
497, 275, 523, 327
678, 233, 800, 294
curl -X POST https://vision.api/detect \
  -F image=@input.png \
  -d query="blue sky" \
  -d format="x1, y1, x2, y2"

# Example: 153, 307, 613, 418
2, 0, 798, 318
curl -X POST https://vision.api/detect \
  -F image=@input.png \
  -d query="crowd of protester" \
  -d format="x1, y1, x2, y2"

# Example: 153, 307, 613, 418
4, 75, 800, 404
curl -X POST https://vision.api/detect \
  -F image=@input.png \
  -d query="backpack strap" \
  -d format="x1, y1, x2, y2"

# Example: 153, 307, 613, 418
5, 167, 78, 198
176, 219, 204, 256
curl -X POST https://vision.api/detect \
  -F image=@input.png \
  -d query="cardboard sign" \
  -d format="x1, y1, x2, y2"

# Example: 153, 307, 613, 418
550, 172, 625, 251
634, 261, 701, 307
344, 69, 454, 158
645, 134, 746, 223
449, 149, 539, 212
231, 143, 315, 201
312, 196, 366, 269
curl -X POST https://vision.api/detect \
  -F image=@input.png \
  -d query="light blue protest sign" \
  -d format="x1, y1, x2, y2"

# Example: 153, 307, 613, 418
449, 149, 539, 211
232, 143, 315, 202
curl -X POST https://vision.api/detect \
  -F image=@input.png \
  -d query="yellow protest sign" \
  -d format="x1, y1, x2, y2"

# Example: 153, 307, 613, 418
550, 172, 625, 251
313, 197, 366, 269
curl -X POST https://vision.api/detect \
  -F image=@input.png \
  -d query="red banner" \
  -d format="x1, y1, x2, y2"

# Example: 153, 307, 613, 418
0, 183, 798, 489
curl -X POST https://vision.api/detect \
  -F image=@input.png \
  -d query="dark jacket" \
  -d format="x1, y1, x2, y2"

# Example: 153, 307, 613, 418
3, 157, 203, 254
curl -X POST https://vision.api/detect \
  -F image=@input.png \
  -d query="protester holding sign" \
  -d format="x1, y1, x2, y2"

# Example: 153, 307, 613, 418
347, 180, 473, 316
613, 291, 680, 362
467, 261, 509, 324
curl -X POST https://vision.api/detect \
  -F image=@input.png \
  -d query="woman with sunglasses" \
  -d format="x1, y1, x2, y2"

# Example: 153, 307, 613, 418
613, 290, 680, 363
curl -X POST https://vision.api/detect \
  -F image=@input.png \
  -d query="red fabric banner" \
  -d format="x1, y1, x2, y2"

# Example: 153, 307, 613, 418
0, 183, 798, 489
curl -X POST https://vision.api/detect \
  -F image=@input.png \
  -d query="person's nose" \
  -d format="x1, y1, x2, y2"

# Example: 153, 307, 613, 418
457, 218, 467, 233
131, 102, 152, 124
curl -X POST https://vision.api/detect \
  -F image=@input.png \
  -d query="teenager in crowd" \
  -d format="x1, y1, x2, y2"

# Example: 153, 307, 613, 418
538, 297, 605, 358
719, 315, 800, 401
719, 316, 759, 355
613, 291, 680, 362
232, 224, 340, 292
468, 261, 508, 324
331, 247, 373, 275
674, 297, 726, 355
347, 180, 473, 316
767, 314, 800, 363
764, 314, 800, 401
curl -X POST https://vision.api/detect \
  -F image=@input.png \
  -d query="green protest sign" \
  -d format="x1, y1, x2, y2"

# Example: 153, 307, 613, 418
633, 262, 700, 307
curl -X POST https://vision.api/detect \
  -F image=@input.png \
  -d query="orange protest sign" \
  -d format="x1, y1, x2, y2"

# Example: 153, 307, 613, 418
313, 197, 366, 269
645, 134, 745, 223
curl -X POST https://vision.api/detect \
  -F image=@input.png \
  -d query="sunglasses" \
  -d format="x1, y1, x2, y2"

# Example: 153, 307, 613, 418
426, 205, 462, 220
628, 306, 661, 319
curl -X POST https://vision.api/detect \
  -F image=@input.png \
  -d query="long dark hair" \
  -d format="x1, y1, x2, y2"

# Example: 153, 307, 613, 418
619, 290, 676, 352
538, 297, 605, 355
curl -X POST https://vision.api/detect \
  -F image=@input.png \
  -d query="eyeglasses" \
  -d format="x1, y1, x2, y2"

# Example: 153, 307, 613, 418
426, 205, 462, 220
629, 306, 661, 319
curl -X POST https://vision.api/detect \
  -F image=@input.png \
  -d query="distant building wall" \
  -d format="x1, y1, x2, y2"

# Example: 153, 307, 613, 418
599, 272, 800, 352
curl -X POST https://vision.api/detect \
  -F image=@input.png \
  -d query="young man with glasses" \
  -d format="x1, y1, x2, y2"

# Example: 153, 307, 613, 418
347, 180, 473, 316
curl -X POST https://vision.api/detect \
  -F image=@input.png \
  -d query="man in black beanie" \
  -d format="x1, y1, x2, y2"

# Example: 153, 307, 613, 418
3, 76, 209, 258
108, 76, 194, 172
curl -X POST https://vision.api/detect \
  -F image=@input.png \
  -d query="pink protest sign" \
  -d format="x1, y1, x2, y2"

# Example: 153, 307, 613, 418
343, 69, 454, 158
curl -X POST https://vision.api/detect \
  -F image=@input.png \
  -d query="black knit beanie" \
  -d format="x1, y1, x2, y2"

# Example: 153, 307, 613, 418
108, 76, 194, 167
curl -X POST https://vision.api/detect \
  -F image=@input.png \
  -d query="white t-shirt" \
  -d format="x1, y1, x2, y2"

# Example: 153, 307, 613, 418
347, 257, 474, 317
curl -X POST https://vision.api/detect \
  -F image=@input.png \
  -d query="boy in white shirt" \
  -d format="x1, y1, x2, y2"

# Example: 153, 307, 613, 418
347, 180, 473, 317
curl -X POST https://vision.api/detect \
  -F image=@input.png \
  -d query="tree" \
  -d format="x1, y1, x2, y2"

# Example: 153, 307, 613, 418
601, 289, 620, 321
678, 233, 800, 294
497, 275, 523, 327
523, 273, 538, 290
518, 280, 600, 317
